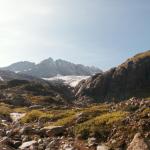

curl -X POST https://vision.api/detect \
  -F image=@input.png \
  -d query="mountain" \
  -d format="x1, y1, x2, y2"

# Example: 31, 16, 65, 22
2, 61, 36, 73
0, 70, 39, 82
75, 50, 150, 102
0, 52, 150, 150
2, 58, 102, 78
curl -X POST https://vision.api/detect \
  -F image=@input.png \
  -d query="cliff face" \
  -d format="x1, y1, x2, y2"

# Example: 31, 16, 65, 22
75, 50, 150, 102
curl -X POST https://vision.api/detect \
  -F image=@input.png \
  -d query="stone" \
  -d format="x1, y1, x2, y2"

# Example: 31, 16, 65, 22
46, 139, 58, 149
127, 133, 149, 150
0, 137, 13, 146
19, 140, 37, 149
10, 113, 26, 122
19, 126, 34, 135
62, 143, 76, 150
88, 137, 97, 147
41, 126, 65, 137
97, 144, 109, 150
13, 140, 22, 148
0, 129, 5, 136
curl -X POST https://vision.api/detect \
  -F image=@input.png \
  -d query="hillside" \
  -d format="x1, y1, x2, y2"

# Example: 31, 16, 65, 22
0, 51, 150, 150
2, 58, 102, 78
0, 70, 40, 82
75, 50, 150, 102
0, 79, 74, 107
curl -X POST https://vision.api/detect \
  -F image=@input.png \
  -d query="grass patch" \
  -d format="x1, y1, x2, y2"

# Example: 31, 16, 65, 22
13, 107, 29, 113
140, 108, 150, 117
21, 110, 53, 123
0, 105, 12, 116
51, 115, 76, 126
0, 103, 12, 116
74, 111, 128, 139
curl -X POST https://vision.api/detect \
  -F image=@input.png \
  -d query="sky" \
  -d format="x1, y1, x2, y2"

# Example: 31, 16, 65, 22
0, 0, 150, 70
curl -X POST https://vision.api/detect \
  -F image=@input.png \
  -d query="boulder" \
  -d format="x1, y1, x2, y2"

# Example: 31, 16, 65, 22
97, 144, 109, 150
19, 140, 37, 149
88, 137, 97, 147
41, 126, 65, 137
19, 126, 35, 135
127, 133, 149, 150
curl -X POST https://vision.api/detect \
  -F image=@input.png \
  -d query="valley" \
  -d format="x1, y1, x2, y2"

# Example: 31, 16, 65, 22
0, 51, 149, 150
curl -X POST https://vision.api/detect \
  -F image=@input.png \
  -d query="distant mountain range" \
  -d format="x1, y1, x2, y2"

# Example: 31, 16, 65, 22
1, 58, 102, 78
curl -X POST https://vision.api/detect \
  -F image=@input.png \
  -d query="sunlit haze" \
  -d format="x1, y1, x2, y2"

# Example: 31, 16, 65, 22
0, 0, 150, 70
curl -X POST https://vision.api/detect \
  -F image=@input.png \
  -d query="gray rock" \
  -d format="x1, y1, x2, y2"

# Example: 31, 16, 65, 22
19, 126, 34, 135
19, 140, 37, 149
41, 126, 65, 137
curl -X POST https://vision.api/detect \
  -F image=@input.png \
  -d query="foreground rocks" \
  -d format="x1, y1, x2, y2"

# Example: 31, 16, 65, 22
0, 97, 149, 150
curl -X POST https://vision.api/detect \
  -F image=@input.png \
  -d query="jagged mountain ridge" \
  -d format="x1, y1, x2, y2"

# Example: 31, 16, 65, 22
75, 50, 150, 102
2, 58, 102, 78
0, 70, 40, 82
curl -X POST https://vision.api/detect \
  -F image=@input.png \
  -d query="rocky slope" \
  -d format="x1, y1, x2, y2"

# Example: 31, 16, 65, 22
75, 50, 150, 102
0, 79, 74, 107
0, 97, 149, 150
2, 58, 102, 78
0, 70, 40, 82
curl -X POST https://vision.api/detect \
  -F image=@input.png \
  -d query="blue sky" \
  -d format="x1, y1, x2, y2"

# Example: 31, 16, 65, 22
0, 0, 149, 70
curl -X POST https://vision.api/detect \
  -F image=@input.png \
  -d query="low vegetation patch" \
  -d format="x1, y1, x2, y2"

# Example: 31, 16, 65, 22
51, 115, 76, 126
74, 111, 128, 139
21, 110, 53, 123
140, 108, 150, 117
0, 105, 12, 116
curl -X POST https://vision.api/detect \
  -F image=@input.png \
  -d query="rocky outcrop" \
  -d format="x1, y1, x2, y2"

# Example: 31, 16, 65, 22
127, 133, 149, 150
75, 50, 150, 102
